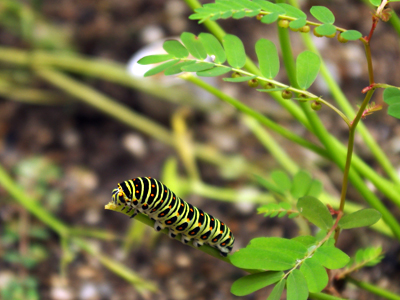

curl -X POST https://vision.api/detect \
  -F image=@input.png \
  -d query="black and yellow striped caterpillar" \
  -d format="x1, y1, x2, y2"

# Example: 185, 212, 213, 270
111, 177, 235, 256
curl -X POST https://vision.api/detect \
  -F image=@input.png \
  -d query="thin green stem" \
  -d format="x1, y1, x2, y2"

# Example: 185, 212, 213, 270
347, 276, 400, 300
180, 73, 328, 158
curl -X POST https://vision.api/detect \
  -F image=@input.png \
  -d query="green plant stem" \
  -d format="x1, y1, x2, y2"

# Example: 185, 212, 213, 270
36, 68, 174, 146
292, 0, 400, 186
241, 115, 299, 175
346, 276, 400, 300
69, 227, 122, 241
180, 73, 328, 157
277, 19, 400, 240
0, 163, 157, 293
73, 237, 158, 294
2, 46, 399, 205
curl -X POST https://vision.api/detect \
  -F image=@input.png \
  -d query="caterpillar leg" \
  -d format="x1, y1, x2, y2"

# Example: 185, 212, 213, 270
168, 229, 177, 239
154, 221, 164, 232
192, 240, 204, 248
129, 210, 138, 219
181, 235, 191, 244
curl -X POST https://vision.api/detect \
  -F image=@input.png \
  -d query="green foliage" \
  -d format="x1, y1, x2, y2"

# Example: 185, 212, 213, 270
296, 51, 321, 90
340, 246, 384, 278
181, 32, 208, 60
255, 39, 279, 79
299, 257, 328, 293
223, 75, 257, 82
163, 40, 189, 58
315, 24, 337, 36
310, 6, 335, 24
383, 87, 400, 119
313, 242, 350, 269
369, 0, 382, 6
1, 277, 39, 300
338, 208, 382, 229
297, 196, 333, 230
144, 59, 179, 77
137, 54, 174, 65
258, 202, 299, 218
198, 33, 227, 63
222, 34, 246, 68
267, 279, 286, 300
341, 30, 363, 40
287, 269, 308, 300
231, 271, 283, 296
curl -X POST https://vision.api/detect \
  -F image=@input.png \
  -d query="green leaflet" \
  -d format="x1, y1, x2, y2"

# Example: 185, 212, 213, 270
267, 279, 286, 300
340, 30, 362, 40
196, 66, 232, 77
310, 6, 335, 24
137, 54, 174, 65
144, 59, 179, 77
198, 33, 226, 64
290, 170, 312, 199
163, 40, 189, 58
222, 34, 246, 68
338, 208, 381, 229
300, 257, 328, 293
230, 271, 283, 296
164, 61, 196, 75
313, 245, 350, 269
180, 32, 207, 60
297, 196, 333, 230
255, 39, 279, 79
287, 269, 308, 300
182, 62, 214, 72
315, 24, 337, 36
296, 51, 321, 90
271, 170, 291, 192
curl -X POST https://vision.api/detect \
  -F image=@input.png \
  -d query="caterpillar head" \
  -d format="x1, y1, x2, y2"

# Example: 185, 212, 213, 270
111, 184, 130, 205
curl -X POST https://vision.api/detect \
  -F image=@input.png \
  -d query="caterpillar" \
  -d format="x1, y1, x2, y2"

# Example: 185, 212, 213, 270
111, 177, 235, 256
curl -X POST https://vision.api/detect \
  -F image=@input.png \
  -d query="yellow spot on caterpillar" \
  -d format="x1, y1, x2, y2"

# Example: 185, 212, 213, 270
198, 223, 202, 226
177, 213, 180, 216
178, 227, 182, 230
220, 230, 223, 234
136, 191, 139, 193
152, 209, 156, 212
229, 236, 231, 238
187, 218, 190, 222
222, 243, 226, 246
202, 236, 207, 239
221, 223, 224, 226
213, 238, 217, 242
181, 203, 184, 206
211, 218, 214, 221
190, 231, 195, 235
201, 213, 204, 216
167, 221, 172, 224
118, 192, 123, 196
152, 185, 155, 187
169, 205, 172, 208
165, 190, 167, 192
161, 200, 164, 203
190, 209, 193, 212
143, 204, 147, 207
151, 194, 154, 197
136, 185, 138, 187
173, 197, 175, 199
161, 213, 165, 216
209, 227, 213, 230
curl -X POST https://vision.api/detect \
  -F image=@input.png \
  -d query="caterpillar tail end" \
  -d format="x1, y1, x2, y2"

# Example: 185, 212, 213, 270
105, 202, 118, 210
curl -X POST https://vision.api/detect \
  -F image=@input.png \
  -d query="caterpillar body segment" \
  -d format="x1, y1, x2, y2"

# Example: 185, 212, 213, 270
112, 177, 235, 256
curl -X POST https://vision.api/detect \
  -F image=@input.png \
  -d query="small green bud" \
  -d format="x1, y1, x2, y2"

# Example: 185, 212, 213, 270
299, 25, 310, 33
326, 32, 337, 38
248, 79, 259, 88
264, 82, 275, 89
278, 19, 290, 28
337, 33, 348, 43
289, 25, 300, 32
299, 93, 308, 102
256, 14, 263, 21
311, 101, 322, 111
281, 90, 292, 99
313, 27, 323, 37
231, 72, 241, 78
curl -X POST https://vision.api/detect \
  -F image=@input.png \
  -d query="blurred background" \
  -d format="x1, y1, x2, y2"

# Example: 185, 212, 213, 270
0, 0, 399, 299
